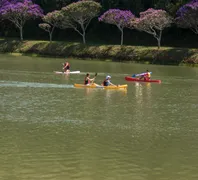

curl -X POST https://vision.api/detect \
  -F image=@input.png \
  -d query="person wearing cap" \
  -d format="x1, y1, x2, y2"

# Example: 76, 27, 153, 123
62, 61, 70, 72
102, 75, 116, 86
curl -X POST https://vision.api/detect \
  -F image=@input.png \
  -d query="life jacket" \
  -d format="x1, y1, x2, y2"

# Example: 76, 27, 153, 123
64, 63, 70, 69
144, 72, 150, 80
103, 79, 109, 86
147, 72, 151, 78
84, 77, 90, 85
144, 72, 150, 78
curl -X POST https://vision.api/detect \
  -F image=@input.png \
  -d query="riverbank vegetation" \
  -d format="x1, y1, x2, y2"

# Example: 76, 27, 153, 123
0, 39, 197, 65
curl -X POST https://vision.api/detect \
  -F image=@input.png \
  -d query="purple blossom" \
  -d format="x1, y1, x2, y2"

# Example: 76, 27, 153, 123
176, 0, 198, 34
0, 0, 43, 40
0, 0, 43, 18
132, 8, 173, 49
99, 9, 135, 28
98, 9, 135, 45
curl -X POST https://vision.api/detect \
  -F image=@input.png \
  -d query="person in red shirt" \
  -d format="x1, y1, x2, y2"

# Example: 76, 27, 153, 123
144, 70, 151, 80
139, 70, 151, 80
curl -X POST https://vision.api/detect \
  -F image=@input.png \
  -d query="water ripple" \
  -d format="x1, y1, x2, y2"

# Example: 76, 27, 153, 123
0, 80, 74, 89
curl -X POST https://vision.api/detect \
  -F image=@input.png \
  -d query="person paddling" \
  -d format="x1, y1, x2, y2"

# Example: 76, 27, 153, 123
145, 70, 151, 80
62, 61, 70, 72
102, 75, 116, 86
139, 70, 151, 80
84, 73, 96, 85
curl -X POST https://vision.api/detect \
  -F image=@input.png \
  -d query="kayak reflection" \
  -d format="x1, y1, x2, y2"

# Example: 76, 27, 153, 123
134, 82, 152, 107
84, 86, 127, 96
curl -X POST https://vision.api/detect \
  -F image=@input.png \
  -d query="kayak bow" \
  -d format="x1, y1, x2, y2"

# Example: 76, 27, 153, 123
125, 76, 161, 83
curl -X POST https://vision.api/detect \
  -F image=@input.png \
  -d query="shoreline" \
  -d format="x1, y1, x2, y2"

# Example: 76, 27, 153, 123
0, 39, 197, 66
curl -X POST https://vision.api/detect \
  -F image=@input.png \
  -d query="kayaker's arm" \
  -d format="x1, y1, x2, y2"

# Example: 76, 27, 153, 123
109, 82, 117, 86
88, 77, 95, 82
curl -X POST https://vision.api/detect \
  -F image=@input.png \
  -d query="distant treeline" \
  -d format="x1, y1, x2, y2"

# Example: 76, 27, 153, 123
0, 0, 197, 48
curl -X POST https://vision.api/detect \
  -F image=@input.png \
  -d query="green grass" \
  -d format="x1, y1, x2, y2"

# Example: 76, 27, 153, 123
0, 39, 197, 65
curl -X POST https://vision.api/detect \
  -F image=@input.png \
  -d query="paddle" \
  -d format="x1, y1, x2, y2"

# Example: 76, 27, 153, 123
62, 63, 65, 72
92, 73, 99, 86
92, 73, 98, 85
132, 72, 152, 77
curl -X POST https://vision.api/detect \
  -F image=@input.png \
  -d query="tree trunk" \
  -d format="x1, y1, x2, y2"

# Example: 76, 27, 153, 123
118, 25, 124, 46
19, 26, 23, 41
82, 32, 86, 44
82, 27, 86, 44
49, 32, 52, 42
49, 26, 55, 42
157, 30, 162, 49
80, 23, 86, 44
120, 28, 124, 46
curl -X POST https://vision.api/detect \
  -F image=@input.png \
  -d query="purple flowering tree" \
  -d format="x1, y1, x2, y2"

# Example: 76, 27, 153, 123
61, 0, 101, 44
176, 0, 198, 34
0, 0, 43, 40
39, 10, 64, 42
0, 0, 8, 7
99, 9, 135, 45
132, 8, 173, 49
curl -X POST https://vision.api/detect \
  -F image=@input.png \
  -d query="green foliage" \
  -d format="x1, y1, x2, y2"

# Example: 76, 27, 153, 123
42, 10, 64, 28
39, 23, 51, 32
0, 0, 197, 47
0, 39, 197, 65
62, 0, 101, 21
61, 0, 102, 44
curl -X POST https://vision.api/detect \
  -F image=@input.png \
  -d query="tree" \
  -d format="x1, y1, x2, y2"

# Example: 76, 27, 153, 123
99, 9, 135, 45
39, 10, 64, 42
61, 0, 101, 44
0, 0, 8, 7
39, 23, 54, 42
131, 8, 173, 49
0, 0, 43, 40
175, 0, 198, 34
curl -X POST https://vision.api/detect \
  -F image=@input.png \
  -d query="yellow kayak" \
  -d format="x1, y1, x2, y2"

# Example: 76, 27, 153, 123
74, 83, 128, 89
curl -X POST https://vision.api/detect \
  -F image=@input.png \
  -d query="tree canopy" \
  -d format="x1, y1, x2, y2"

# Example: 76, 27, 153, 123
99, 9, 135, 45
176, 0, 198, 34
0, 0, 43, 40
132, 8, 173, 48
61, 0, 101, 44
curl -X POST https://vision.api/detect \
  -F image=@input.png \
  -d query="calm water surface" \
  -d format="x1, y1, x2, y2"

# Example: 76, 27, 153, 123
0, 54, 198, 180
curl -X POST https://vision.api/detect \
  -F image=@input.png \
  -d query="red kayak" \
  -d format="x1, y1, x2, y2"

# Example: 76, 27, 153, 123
125, 76, 161, 83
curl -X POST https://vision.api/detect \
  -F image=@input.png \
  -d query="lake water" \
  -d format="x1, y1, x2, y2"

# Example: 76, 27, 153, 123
1, 54, 198, 180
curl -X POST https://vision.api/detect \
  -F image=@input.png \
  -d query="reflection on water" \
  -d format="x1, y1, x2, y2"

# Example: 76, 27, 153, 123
105, 89, 127, 99
134, 82, 152, 105
1, 55, 198, 180
0, 80, 74, 89
135, 82, 143, 107
62, 73, 70, 80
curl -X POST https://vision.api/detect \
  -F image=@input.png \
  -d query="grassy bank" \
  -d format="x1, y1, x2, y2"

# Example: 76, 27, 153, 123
0, 39, 197, 65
